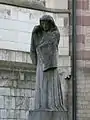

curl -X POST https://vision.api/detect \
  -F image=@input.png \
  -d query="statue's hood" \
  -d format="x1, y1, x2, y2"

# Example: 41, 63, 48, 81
40, 15, 56, 27
32, 15, 57, 34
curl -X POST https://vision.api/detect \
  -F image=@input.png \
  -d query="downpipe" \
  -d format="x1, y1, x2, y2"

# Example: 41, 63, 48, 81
72, 0, 77, 120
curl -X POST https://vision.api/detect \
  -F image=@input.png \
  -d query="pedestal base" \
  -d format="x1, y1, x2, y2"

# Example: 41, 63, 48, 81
28, 109, 68, 120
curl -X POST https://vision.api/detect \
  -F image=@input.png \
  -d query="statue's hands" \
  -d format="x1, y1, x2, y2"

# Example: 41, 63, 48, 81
39, 30, 60, 47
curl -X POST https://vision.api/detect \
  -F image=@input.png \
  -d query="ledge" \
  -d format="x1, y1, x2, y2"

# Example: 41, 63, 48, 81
0, 60, 36, 72
0, 0, 70, 14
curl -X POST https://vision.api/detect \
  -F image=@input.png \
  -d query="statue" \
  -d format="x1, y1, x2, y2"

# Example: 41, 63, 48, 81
29, 15, 66, 120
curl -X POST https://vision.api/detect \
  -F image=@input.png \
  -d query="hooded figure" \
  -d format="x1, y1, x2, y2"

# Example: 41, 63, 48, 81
30, 15, 60, 71
30, 15, 64, 111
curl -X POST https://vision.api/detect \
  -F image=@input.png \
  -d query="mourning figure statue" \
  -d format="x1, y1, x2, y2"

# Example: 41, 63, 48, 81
30, 15, 65, 111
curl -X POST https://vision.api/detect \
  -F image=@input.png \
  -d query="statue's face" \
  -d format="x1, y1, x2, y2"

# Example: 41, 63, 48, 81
40, 20, 50, 31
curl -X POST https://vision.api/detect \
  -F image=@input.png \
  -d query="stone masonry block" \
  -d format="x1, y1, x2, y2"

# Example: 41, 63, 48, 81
15, 52, 22, 62
29, 97, 35, 110
63, 56, 71, 66
26, 54, 32, 64
8, 50, 16, 61
0, 18, 30, 32
13, 81, 17, 88
18, 32, 30, 44
15, 96, 32, 110
58, 47, 69, 55
11, 7, 18, 20
5, 110, 14, 119
22, 52, 27, 63
0, 29, 18, 45
14, 110, 20, 119
63, 36, 69, 48
20, 89, 25, 97
18, 10, 29, 22
5, 96, 15, 109
14, 89, 20, 97
21, 97, 30, 110
17, 81, 35, 89
10, 89, 15, 96
2, 50, 9, 61
20, 110, 26, 119
14, 89, 25, 97
0, 96, 4, 108
0, 80, 13, 87
1, 109, 7, 118
25, 89, 35, 97
15, 97, 25, 109
0, 88, 10, 96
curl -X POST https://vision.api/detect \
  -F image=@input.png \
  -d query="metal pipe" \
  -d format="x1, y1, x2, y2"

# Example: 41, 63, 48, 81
72, 0, 77, 120
0, 0, 71, 14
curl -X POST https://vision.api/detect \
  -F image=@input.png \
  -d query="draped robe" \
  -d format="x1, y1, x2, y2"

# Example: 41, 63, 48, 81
30, 16, 64, 111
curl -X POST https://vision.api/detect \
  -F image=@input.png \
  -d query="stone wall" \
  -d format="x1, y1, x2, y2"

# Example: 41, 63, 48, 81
0, 2, 71, 120
0, 50, 36, 120
0, 4, 69, 55
0, 49, 71, 120
0, 71, 35, 120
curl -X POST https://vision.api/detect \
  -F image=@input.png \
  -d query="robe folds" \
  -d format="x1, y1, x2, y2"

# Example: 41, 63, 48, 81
30, 15, 64, 111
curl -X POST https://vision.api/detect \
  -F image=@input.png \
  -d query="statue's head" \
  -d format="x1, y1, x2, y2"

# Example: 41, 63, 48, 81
40, 15, 57, 32
32, 15, 58, 35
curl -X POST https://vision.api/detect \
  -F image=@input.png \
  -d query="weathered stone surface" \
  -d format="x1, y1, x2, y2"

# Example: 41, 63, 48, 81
5, 96, 15, 109
28, 110, 67, 120
0, 88, 10, 96
7, 110, 14, 119
20, 110, 26, 119
14, 110, 20, 119
0, 96, 4, 108
0, 3, 71, 120
17, 81, 35, 89
1, 109, 7, 118
0, 80, 13, 87
0, 3, 69, 52
29, 97, 35, 110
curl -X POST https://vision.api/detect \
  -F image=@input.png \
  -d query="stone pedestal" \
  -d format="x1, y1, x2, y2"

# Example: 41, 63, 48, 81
28, 109, 68, 120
